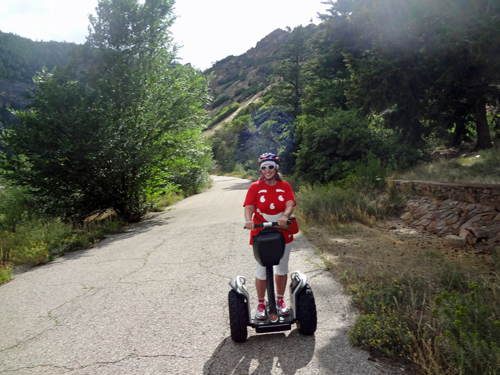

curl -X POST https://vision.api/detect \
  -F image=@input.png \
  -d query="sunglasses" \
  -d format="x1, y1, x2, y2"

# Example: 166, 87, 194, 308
260, 165, 275, 171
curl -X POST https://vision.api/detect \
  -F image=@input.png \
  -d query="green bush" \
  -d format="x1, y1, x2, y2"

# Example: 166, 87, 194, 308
233, 87, 246, 97
350, 312, 413, 358
209, 103, 240, 127
341, 259, 500, 374
339, 153, 387, 192
433, 284, 500, 374
211, 94, 230, 109
296, 183, 382, 226
0, 184, 128, 280
295, 110, 424, 184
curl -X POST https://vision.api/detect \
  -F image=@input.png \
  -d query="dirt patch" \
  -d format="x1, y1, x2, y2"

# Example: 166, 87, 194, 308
304, 217, 496, 280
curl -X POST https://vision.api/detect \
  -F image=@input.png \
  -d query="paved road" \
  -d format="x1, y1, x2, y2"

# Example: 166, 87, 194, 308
0, 176, 379, 374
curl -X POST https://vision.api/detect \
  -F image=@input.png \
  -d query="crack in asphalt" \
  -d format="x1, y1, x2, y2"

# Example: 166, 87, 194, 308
118, 239, 166, 282
0, 289, 98, 355
0, 351, 195, 374
0, 364, 75, 374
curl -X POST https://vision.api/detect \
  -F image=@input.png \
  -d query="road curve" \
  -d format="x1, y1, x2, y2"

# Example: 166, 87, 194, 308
0, 176, 379, 374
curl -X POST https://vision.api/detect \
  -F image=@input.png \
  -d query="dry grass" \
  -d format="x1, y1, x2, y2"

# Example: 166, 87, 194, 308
394, 148, 500, 185
300, 216, 500, 374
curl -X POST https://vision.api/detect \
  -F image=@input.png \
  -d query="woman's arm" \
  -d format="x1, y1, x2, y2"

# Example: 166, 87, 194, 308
278, 200, 295, 227
244, 205, 255, 230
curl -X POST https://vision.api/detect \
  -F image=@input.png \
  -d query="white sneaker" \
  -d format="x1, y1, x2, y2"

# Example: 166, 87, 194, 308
255, 303, 267, 320
277, 299, 290, 316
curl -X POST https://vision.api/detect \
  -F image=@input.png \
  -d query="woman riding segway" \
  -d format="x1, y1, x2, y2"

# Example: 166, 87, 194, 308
243, 153, 296, 320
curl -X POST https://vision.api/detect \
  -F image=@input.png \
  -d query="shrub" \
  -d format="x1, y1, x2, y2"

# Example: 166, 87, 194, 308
432, 283, 500, 374
296, 183, 382, 226
211, 94, 230, 109
295, 110, 425, 184
350, 312, 413, 358
209, 103, 240, 127
234, 87, 246, 97
341, 259, 500, 374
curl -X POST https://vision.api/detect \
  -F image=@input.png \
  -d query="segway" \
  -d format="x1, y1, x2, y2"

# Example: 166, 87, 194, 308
228, 221, 317, 342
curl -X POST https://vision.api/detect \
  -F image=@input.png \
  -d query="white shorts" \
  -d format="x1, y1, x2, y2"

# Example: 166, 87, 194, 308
255, 242, 292, 280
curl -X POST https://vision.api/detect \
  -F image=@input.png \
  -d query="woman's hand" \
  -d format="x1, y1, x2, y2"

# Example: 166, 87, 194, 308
278, 200, 295, 228
244, 205, 255, 230
278, 215, 289, 228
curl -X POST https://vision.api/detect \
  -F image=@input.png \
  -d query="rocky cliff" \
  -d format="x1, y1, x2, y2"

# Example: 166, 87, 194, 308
206, 24, 318, 114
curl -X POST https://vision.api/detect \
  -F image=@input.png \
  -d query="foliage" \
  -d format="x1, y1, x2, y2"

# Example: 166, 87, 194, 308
337, 248, 500, 374
1, 0, 210, 222
295, 183, 382, 227
209, 105, 297, 174
211, 94, 230, 109
271, 25, 314, 119
0, 260, 13, 284
350, 311, 413, 358
433, 285, 500, 374
342, 0, 500, 149
0, 184, 126, 278
209, 127, 239, 172
294, 110, 423, 184
395, 148, 500, 185
236, 106, 295, 174
209, 103, 240, 127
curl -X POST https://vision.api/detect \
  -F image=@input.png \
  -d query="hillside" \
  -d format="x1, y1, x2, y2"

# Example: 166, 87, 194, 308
205, 24, 318, 130
0, 32, 77, 126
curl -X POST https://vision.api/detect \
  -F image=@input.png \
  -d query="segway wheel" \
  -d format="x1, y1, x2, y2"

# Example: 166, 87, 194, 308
228, 289, 248, 342
296, 284, 317, 335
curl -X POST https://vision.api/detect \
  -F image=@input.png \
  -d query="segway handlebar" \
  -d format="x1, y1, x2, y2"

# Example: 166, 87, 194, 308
244, 220, 291, 229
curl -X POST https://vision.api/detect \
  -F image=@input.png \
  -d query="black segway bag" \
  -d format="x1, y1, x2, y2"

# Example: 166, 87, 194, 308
252, 228, 286, 267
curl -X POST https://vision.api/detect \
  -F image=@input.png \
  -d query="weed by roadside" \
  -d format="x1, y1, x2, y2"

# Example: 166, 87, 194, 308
0, 185, 183, 284
394, 148, 500, 184
294, 161, 500, 374
340, 263, 500, 375
295, 183, 393, 228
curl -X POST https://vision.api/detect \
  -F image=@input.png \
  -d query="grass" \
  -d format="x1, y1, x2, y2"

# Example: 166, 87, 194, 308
295, 182, 390, 228
149, 192, 186, 211
0, 186, 185, 284
394, 147, 500, 184
295, 148, 500, 374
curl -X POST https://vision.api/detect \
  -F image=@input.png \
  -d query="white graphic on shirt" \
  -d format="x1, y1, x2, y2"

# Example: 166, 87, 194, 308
262, 212, 283, 222
254, 184, 290, 225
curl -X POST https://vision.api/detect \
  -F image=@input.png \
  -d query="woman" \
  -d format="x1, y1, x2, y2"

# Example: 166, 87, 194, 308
243, 153, 296, 320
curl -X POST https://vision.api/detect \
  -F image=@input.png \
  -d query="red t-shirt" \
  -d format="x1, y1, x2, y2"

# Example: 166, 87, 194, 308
243, 180, 296, 244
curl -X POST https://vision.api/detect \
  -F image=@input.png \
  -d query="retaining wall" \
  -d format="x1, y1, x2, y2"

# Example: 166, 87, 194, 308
389, 179, 500, 244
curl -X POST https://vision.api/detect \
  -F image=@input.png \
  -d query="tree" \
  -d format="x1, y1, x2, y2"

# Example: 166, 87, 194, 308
1, 0, 210, 221
344, 0, 500, 149
271, 25, 314, 119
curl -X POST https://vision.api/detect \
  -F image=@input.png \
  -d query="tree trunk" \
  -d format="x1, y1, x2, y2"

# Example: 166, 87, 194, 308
475, 96, 492, 149
453, 116, 466, 146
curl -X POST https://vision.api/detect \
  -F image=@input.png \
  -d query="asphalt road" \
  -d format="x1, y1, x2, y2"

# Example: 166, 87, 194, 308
0, 176, 379, 374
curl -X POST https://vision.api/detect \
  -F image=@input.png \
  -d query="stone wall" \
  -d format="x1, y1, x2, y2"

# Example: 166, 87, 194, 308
389, 180, 500, 245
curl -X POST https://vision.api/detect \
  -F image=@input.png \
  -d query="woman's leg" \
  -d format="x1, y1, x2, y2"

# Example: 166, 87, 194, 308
275, 274, 287, 295
274, 243, 292, 315
255, 262, 268, 319
255, 278, 267, 299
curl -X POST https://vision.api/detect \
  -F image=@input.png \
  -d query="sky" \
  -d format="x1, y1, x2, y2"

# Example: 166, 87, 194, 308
0, 0, 330, 70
